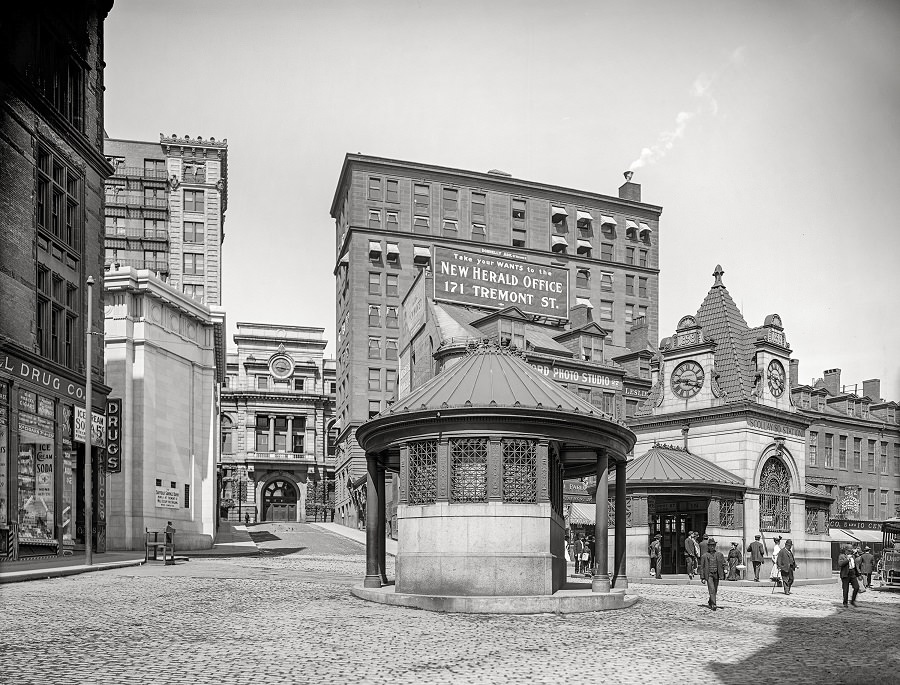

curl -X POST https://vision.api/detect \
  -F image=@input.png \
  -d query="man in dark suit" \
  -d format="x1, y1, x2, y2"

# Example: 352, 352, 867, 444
699, 538, 726, 610
838, 544, 861, 607
747, 534, 766, 582
573, 536, 584, 574
776, 538, 798, 594
858, 547, 876, 588
684, 531, 698, 579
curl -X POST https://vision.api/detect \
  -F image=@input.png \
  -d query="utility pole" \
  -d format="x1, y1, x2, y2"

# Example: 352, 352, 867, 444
84, 275, 94, 566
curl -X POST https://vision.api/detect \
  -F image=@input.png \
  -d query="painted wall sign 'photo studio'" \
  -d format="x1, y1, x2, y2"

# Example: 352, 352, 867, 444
433, 246, 569, 319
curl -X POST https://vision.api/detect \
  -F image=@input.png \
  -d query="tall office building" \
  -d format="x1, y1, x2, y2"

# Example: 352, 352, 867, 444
0, 0, 114, 560
103, 134, 228, 306
330, 154, 662, 528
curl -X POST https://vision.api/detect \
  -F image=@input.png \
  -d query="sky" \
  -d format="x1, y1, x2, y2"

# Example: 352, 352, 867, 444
104, 0, 900, 401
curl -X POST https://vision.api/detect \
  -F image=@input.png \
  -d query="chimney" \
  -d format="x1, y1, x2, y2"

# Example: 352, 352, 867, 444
569, 303, 592, 328
619, 171, 641, 202
629, 315, 649, 351
789, 359, 799, 388
823, 368, 841, 395
862, 378, 881, 402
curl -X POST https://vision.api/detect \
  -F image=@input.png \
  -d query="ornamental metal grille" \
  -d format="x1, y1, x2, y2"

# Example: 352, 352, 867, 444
502, 439, 537, 503
549, 445, 563, 515
759, 457, 791, 532
719, 499, 735, 528
608, 496, 634, 528
450, 438, 488, 503
805, 507, 818, 534
407, 440, 437, 505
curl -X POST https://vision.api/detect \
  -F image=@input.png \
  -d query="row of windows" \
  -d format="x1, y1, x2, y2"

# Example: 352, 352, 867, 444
368, 367, 398, 393
584, 300, 648, 323
368, 336, 398, 360
368, 304, 399, 329
574, 270, 650, 298
253, 414, 306, 453
369, 272, 400, 297
36, 264, 79, 369
809, 433, 899, 474
37, 146, 81, 253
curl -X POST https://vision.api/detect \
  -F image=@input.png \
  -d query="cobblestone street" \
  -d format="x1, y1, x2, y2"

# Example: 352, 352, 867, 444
1, 524, 897, 685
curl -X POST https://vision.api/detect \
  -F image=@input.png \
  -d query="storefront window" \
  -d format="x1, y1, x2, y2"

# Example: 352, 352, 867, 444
0, 382, 8, 527
61, 404, 75, 545
17, 389, 56, 544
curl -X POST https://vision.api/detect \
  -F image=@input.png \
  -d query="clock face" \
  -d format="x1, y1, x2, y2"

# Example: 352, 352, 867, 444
671, 360, 705, 399
270, 357, 293, 379
768, 360, 786, 397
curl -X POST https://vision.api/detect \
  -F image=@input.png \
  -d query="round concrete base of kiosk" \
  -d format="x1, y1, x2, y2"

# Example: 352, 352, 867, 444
351, 584, 637, 614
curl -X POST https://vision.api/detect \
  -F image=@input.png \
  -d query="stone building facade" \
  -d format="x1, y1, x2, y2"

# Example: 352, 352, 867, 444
219, 323, 336, 524
103, 267, 225, 550
0, 0, 115, 560
331, 154, 662, 528
103, 134, 228, 306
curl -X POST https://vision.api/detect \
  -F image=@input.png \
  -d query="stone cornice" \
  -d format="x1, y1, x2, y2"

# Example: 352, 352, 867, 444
627, 401, 812, 434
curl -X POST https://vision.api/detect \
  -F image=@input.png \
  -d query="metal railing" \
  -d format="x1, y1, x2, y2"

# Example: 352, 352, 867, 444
111, 166, 169, 180
222, 379, 333, 395
104, 226, 169, 240
104, 258, 170, 272
105, 193, 169, 209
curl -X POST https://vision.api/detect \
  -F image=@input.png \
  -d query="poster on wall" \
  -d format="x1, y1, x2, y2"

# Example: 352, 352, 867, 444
74, 406, 106, 447
0, 415, 7, 527
155, 486, 181, 509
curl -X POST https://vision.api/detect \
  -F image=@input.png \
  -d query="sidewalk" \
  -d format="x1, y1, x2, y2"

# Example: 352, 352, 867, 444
311, 522, 398, 556
0, 551, 145, 584
187, 520, 259, 558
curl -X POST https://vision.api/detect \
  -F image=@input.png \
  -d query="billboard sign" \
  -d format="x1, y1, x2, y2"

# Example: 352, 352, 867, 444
433, 246, 569, 319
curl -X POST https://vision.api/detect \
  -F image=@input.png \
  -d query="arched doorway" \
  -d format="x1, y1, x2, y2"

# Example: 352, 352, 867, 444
262, 479, 298, 522
759, 456, 791, 533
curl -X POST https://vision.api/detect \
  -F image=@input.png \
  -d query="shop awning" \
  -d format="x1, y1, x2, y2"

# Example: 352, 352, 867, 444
600, 215, 617, 226
830, 528, 882, 543
568, 503, 595, 525
829, 529, 858, 543
576, 210, 593, 223
551, 206, 568, 221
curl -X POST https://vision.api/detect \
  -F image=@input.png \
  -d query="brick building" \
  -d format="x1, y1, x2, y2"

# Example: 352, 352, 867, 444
219, 323, 336, 524
103, 134, 228, 306
330, 154, 662, 528
0, 0, 115, 560
791, 365, 900, 552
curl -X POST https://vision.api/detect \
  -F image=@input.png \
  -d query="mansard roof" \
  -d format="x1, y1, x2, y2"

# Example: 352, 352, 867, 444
608, 443, 745, 488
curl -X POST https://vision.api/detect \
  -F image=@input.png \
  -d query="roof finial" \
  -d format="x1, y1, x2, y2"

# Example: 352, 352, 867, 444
713, 264, 724, 287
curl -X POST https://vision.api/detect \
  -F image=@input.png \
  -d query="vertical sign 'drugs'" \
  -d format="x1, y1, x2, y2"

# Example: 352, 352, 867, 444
105, 399, 122, 473
433, 246, 569, 319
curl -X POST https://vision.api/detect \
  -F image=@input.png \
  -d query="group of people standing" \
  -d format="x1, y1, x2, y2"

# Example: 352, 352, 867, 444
567, 534, 595, 575
838, 544, 875, 607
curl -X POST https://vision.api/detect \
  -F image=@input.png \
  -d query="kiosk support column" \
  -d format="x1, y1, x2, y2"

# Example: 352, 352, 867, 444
592, 449, 610, 593
613, 458, 628, 589
364, 453, 381, 588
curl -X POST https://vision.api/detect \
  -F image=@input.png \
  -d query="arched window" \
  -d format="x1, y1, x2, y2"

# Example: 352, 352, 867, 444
759, 456, 791, 532
221, 414, 234, 454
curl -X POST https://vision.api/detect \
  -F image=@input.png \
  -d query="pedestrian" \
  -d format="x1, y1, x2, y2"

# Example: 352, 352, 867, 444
858, 547, 875, 589
244, 512, 249, 526
776, 538, 797, 595
684, 531, 698, 579
838, 544, 861, 607
564, 536, 572, 564
727, 542, 742, 580
699, 538, 726, 610
747, 534, 765, 582
574, 535, 584, 574
769, 535, 783, 586
649, 533, 662, 579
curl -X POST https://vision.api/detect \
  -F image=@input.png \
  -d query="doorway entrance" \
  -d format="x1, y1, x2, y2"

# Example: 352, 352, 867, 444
650, 498, 708, 574
262, 479, 298, 522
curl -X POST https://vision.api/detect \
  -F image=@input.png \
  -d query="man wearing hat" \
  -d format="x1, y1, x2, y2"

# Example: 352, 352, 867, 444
747, 534, 766, 582
858, 546, 876, 588
648, 533, 662, 579
776, 538, 798, 595
699, 538, 727, 610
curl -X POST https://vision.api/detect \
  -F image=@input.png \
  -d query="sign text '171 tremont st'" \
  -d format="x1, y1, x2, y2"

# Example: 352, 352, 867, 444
433, 246, 569, 319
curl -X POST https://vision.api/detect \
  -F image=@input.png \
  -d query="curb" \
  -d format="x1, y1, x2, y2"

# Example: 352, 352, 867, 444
0, 558, 145, 584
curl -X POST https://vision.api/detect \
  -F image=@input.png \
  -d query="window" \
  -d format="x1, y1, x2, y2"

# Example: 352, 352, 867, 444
854, 438, 862, 470
386, 274, 399, 297
625, 275, 635, 296
294, 378, 305, 391
895, 444, 900, 475
368, 368, 381, 391
368, 209, 381, 229
638, 277, 648, 298
499, 319, 525, 349
576, 269, 590, 289
839, 435, 847, 469
759, 457, 791, 532
413, 217, 430, 234
511, 199, 526, 247
368, 304, 381, 327
184, 190, 204, 213
638, 305, 648, 320
471, 223, 486, 242
868, 440, 876, 472
881, 442, 889, 474
386, 212, 399, 231
369, 272, 381, 295
881, 490, 889, 519
639, 358, 651, 379
581, 336, 603, 362
625, 304, 634, 324
144, 218, 165, 238
639, 249, 648, 267
144, 159, 166, 177
414, 184, 430, 217
184, 221, 203, 243
329, 381, 337, 394
183, 284, 204, 303
385, 338, 398, 360
808, 432, 818, 466
471, 192, 486, 224
824, 433, 833, 468
368, 337, 381, 359
868, 489, 876, 519
368, 400, 381, 419
184, 484, 191, 509
512, 228, 526, 248
368, 176, 382, 200
35, 35, 84, 129
386, 179, 399, 203
386, 369, 397, 393
599, 272, 613, 291
255, 415, 269, 451
386, 306, 399, 329
625, 247, 635, 265
601, 243, 613, 261
442, 220, 458, 235
512, 198, 526, 221
577, 387, 591, 403
184, 253, 205, 275
599, 300, 613, 321
442, 188, 458, 218
36, 145, 82, 251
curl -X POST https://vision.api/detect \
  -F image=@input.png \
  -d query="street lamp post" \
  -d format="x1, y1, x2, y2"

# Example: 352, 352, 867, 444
84, 275, 94, 566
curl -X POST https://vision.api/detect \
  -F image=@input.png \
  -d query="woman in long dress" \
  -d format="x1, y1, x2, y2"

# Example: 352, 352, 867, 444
769, 536, 783, 585
727, 542, 742, 580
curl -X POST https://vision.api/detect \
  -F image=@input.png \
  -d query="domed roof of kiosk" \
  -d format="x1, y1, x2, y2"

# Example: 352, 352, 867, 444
383, 342, 616, 419
610, 443, 745, 487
